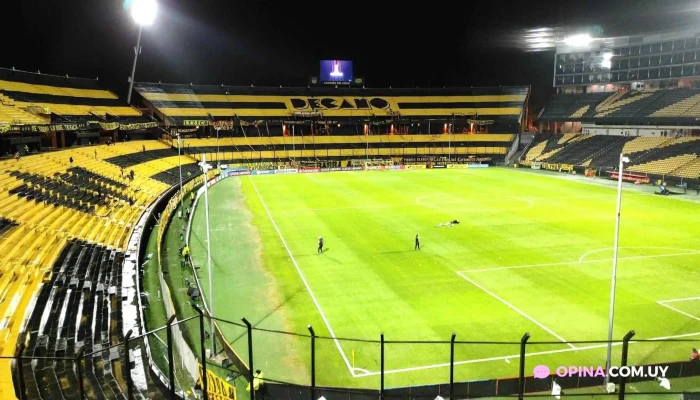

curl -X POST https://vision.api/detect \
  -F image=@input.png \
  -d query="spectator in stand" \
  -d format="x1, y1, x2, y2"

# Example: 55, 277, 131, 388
24, 144, 29, 155
14, 152, 20, 161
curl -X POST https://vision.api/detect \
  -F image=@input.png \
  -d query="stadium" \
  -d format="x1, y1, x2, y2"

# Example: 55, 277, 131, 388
1, 1, 700, 400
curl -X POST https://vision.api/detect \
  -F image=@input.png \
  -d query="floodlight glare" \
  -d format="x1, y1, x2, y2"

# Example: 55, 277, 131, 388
131, 0, 158, 26
564, 33, 593, 47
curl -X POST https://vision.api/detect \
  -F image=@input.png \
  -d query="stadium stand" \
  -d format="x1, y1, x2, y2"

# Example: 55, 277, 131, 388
0, 140, 197, 399
539, 88, 700, 124
522, 133, 586, 161
19, 239, 163, 400
0, 68, 144, 123
173, 134, 515, 164
522, 134, 700, 180
134, 84, 528, 124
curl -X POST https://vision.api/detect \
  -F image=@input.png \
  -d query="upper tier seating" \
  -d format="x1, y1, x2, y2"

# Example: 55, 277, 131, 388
0, 68, 143, 122
539, 88, 700, 123
134, 84, 529, 125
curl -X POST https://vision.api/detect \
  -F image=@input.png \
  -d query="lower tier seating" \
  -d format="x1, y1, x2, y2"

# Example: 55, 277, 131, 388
19, 240, 166, 399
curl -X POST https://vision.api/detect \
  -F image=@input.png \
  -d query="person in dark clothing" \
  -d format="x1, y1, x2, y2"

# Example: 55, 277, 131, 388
318, 236, 324, 254
120, 167, 124, 178
142, 144, 146, 152
69, 157, 74, 167
415, 234, 420, 250
130, 170, 135, 181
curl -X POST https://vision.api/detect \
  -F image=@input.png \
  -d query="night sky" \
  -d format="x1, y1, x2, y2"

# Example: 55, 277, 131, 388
3, 0, 700, 109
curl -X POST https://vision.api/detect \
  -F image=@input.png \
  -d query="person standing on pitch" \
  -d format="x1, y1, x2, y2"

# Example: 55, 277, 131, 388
318, 236, 324, 254
415, 234, 420, 250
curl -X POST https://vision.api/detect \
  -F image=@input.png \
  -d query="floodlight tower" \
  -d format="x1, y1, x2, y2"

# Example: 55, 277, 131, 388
199, 156, 216, 356
605, 154, 630, 385
126, 0, 158, 104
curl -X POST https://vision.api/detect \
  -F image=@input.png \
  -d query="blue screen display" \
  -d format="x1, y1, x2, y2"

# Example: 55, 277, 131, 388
320, 60, 353, 83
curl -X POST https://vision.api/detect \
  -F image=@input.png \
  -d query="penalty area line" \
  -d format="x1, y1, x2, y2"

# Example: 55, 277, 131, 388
353, 330, 700, 377
248, 176, 357, 377
461, 249, 700, 273
456, 271, 575, 349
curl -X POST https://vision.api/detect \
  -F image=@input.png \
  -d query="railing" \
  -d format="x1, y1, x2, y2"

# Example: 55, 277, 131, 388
12, 309, 700, 400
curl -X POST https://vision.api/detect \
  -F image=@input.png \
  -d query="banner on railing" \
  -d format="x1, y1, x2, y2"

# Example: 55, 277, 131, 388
99, 122, 120, 131
405, 164, 426, 170
120, 122, 158, 131
198, 364, 236, 400
468, 163, 489, 168
447, 164, 468, 169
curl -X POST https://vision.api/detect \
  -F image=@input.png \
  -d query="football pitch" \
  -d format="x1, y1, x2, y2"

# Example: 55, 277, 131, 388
188, 167, 700, 392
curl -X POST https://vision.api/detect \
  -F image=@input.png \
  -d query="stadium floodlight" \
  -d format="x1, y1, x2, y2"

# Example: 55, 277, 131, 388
126, 0, 158, 104
605, 153, 630, 385
563, 33, 593, 47
131, 0, 158, 26
601, 53, 614, 70
199, 156, 216, 356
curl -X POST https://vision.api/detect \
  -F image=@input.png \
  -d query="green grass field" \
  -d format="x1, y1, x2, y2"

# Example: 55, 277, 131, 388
188, 167, 700, 395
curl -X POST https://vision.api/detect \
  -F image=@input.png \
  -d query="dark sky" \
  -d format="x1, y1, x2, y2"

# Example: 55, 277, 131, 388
3, 0, 700, 108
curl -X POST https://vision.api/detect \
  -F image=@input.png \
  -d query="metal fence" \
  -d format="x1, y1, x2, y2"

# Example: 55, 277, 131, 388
194, 316, 700, 400
11, 309, 700, 400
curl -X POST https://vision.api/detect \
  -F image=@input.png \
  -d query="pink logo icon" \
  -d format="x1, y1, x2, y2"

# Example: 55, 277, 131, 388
533, 365, 551, 379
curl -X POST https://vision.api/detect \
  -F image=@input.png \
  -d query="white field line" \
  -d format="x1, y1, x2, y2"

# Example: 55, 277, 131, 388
248, 176, 356, 377
461, 248, 700, 273
353, 330, 700, 377
659, 296, 700, 304
456, 271, 575, 349
657, 302, 700, 322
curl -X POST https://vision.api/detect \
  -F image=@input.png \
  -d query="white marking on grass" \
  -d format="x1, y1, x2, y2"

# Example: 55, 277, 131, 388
456, 271, 576, 349
657, 302, 700, 322
354, 331, 700, 377
657, 297, 700, 322
575, 246, 699, 263
248, 176, 357, 377
353, 368, 372, 376
461, 247, 700, 273
658, 296, 700, 303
